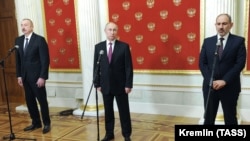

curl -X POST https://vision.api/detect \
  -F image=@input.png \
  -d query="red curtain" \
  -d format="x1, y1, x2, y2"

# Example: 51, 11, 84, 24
108, 0, 200, 73
43, 0, 80, 72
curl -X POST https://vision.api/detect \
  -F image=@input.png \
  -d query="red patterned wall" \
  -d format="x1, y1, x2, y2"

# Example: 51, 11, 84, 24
43, 0, 80, 72
108, 0, 200, 73
247, 3, 250, 72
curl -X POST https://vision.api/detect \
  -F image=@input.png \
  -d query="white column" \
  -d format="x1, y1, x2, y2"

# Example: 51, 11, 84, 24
204, 0, 238, 37
15, 0, 45, 36
73, 0, 104, 116
14, 0, 46, 111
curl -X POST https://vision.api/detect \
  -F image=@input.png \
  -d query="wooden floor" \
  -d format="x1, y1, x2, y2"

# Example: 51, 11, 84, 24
0, 102, 248, 141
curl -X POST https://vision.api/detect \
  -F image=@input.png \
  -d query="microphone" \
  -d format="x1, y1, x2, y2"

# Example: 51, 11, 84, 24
9, 45, 19, 52
93, 50, 104, 84
97, 50, 104, 64
215, 41, 221, 55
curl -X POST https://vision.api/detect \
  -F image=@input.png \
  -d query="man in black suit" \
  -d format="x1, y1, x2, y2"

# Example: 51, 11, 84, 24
94, 22, 133, 141
15, 18, 51, 133
199, 14, 246, 125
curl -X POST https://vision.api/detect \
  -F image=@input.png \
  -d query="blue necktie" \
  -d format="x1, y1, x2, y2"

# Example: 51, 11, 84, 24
24, 38, 29, 54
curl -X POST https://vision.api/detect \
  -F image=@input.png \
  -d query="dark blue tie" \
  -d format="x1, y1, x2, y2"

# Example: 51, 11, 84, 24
24, 38, 29, 54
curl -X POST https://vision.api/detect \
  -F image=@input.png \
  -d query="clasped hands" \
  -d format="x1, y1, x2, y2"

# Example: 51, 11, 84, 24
213, 80, 226, 90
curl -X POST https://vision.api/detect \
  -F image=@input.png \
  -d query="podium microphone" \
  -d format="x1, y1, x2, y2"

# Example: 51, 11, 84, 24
215, 41, 221, 55
97, 50, 104, 64
8, 45, 19, 52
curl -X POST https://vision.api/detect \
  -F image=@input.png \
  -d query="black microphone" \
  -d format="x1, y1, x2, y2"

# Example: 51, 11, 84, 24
97, 50, 104, 64
215, 41, 221, 55
9, 45, 19, 52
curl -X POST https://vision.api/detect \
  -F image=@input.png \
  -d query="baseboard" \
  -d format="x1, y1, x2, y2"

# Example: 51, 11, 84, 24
73, 108, 104, 117
15, 101, 250, 123
123, 102, 204, 118
118, 102, 250, 123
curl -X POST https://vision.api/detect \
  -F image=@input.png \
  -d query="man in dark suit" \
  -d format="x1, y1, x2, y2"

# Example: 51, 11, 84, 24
199, 14, 246, 125
15, 18, 51, 133
93, 22, 133, 141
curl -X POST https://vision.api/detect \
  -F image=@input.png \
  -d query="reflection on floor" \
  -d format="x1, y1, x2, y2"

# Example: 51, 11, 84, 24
1, 102, 247, 141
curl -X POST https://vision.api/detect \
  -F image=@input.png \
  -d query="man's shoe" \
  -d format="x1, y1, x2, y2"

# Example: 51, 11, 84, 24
101, 134, 114, 141
42, 125, 51, 134
125, 137, 131, 141
23, 124, 41, 131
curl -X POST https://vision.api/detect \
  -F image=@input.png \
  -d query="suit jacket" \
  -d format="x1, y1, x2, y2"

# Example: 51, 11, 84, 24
93, 40, 133, 95
199, 33, 246, 95
15, 33, 50, 82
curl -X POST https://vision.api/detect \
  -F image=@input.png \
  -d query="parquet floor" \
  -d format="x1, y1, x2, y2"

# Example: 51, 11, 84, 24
0, 102, 248, 141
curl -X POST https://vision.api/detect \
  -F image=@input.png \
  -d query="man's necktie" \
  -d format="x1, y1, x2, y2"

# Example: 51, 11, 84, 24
108, 42, 112, 63
218, 37, 224, 59
24, 38, 29, 54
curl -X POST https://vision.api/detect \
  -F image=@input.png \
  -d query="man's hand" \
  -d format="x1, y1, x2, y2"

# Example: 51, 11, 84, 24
17, 77, 23, 87
125, 87, 132, 94
213, 80, 226, 90
36, 78, 45, 88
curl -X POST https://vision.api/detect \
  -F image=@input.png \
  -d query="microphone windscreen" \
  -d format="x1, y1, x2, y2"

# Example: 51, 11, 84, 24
99, 50, 104, 55
216, 41, 221, 46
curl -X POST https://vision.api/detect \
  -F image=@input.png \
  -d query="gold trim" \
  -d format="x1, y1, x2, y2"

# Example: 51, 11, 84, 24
73, 0, 82, 73
134, 83, 201, 88
49, 68, 81, 73
200, 0, 205, 52
41, 0, 47, 42
80, 104, 104, 111
243, 0, 250, 74
46, 80, 81, 84
105, 0, 110, 23
215, 113, 240, 122
133, 83, 250, 90
134, 69, 201, 74
215, 113, 224, 121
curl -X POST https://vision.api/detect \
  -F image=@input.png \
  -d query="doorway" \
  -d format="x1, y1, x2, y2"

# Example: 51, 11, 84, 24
0, 0, 25, 103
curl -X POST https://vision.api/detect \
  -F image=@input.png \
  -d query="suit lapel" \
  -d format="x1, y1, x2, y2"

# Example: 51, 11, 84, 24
112, 40, 120, 63
220, 34, 232, 60
101, 41, 109, 64
20, 36, 26, 55
26, 34, 36, 53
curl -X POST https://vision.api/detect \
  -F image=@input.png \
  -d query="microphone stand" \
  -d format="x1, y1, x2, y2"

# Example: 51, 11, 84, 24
204, 44, 220, 124
81, 57, 101, 141
0, 51, 36, 140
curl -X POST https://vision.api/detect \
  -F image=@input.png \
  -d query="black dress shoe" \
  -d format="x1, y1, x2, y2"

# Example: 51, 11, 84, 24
42, 125, 51, 134
124, 137, 131, 141
23, 124, 42, 131
101, 134, 114, 141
